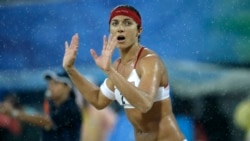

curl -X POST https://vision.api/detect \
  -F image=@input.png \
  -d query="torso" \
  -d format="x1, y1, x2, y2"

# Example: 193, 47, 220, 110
114, 47, 185, 141
114, 67, 170, 108
42, 98, 82, 141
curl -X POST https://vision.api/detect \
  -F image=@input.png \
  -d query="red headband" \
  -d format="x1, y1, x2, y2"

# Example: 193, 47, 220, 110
109, 7, 141, 26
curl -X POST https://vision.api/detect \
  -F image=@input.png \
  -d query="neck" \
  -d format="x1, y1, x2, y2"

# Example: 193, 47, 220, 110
120, 43, 141, 64
54, 92, 69, 106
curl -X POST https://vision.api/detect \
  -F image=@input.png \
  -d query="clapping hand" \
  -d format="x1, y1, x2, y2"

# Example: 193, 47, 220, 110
63, 33, 79, 71
90, 34, 117, 72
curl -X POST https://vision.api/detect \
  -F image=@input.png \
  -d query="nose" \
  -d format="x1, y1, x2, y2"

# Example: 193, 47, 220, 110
117, 24, 124, 33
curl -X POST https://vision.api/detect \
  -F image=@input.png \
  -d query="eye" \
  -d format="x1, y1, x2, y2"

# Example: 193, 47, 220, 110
124, 20, 132, 26
111, 21, 118, 26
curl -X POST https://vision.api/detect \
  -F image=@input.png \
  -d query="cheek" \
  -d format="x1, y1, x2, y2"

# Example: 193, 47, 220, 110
109, 27, 116, 34
51, 90, 59, 98
127, 31, 138, 41
51, 87, 61, 96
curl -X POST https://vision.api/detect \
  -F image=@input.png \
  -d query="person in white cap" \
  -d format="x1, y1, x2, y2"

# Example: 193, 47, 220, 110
0, 70, 82, 141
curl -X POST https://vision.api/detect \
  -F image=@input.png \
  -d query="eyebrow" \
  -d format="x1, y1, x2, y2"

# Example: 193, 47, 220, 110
111, 18, 133, 22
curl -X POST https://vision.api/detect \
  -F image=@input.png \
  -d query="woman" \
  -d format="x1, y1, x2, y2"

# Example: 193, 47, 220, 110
63, 4, 186, 141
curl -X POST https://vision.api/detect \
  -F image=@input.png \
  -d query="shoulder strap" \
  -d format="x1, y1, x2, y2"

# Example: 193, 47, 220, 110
134, 47, 144, 68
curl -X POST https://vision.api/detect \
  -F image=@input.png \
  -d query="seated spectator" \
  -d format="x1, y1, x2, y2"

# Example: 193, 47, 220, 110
0, 92, 22, 141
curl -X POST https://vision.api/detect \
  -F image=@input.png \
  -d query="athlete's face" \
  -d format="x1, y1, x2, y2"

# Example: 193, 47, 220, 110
48, 79, 69, 101
109, 15, 142, 48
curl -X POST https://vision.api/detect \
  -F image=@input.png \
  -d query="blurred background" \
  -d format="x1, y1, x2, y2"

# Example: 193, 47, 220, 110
0, 0, 250, 141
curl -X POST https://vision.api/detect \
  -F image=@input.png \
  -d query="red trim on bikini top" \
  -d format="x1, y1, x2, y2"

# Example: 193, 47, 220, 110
116, 47, 145, 69
134, 47, 144, 68
116, 47, 169, 88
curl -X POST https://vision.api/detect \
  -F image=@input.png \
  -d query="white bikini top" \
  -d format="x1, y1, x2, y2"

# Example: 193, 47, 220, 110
100, 47, 170, 108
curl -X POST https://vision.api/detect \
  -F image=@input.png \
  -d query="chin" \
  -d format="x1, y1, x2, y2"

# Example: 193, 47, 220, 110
116, 44, 122, 48
116, 43, 128, 48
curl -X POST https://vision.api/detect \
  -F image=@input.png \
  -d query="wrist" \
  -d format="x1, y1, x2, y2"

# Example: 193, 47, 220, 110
105, 67, 115, 76
64, 67, 76, 76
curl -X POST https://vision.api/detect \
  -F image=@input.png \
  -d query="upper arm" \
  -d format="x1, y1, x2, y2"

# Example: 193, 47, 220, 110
96, 93, 113, 110
137, 54, 167, 101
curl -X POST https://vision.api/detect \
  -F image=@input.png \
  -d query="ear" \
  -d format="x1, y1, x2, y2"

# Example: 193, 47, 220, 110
137, 26, 143, 36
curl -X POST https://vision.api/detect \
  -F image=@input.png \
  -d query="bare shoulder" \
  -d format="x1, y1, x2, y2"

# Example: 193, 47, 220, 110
137, 47, 168, 86
138, 47, 166, 68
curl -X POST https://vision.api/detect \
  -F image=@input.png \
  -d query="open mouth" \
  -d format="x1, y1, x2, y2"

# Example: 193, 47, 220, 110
117, 36, 125, 41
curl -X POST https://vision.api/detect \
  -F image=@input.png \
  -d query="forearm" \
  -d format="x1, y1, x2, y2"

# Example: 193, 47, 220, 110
14, 110, 52, 129
65, 67, 101, 106
106, 67, 152, 112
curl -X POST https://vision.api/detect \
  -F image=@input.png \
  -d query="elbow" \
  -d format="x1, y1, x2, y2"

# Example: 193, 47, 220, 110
90, 102, 106, 110
138, 102, 153, 113
94, 105, 106, 110
136, 93, 155, 113
140, 109, 149, 114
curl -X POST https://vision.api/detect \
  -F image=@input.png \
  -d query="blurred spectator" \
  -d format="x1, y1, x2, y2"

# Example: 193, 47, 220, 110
234, 99, 250, 141
172, 95, 195, 141
0, 70, 82, 141
81, 99, 117, 141
0, 92, 22, 141
78, 76, 117, 141
197, 96, 231, 141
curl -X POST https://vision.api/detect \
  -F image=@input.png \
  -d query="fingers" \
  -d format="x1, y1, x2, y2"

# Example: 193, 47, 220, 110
107, 34, 113, 50
109, 34, 117, 52
70, 33, 79, 49
90, 49, 98, 60
65, 41, 69, 50
65, 33, 79, 50
103, 35, 107, 50
103, 34, 117, 51
107, 34, 114, 50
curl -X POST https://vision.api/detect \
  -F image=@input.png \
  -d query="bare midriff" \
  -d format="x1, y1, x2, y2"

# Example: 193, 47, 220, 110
125, 99, 185, 141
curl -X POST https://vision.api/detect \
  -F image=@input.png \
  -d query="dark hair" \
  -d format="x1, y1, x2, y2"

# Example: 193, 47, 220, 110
111, 5, 141, 23
69, 89, 76, 99
109, 5, 142, 41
